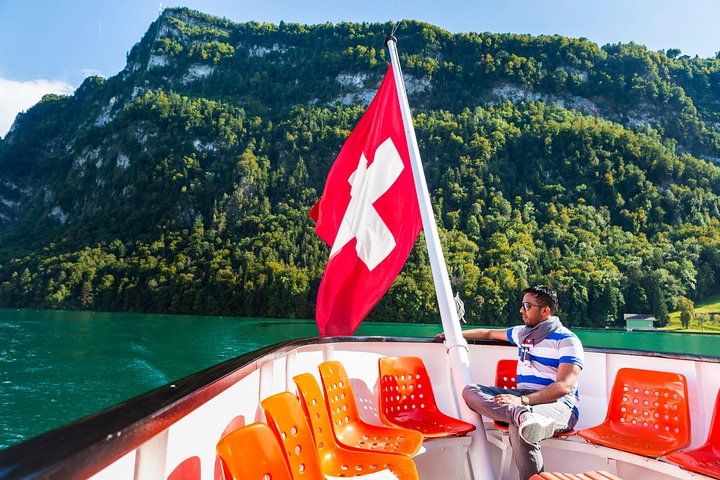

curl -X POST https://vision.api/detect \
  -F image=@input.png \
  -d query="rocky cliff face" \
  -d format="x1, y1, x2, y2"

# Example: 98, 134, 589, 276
2, 8, 718, 234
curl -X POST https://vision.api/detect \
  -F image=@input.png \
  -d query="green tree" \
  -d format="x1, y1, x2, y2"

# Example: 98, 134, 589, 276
677, 296, 695, 329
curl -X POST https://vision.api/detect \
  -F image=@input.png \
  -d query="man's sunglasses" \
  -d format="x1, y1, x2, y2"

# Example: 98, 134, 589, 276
521, 302, 547, 311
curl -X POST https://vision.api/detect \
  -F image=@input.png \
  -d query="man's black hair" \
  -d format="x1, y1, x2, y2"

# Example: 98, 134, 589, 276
524, 285, 558, 314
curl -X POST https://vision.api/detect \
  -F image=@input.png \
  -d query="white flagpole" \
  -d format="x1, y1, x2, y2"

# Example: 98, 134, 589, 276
385, 36, 494, 480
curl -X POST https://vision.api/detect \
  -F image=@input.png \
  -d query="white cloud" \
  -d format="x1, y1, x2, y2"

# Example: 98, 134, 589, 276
0, 77, 75, 139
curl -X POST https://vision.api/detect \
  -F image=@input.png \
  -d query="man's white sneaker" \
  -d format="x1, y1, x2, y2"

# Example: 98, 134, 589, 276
519, 413, 556, 444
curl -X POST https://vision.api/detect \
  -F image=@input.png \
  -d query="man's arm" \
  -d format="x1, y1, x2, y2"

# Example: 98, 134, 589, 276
492, 363, 581, 406
523, 363, 581, 405
436, 328, 508, 342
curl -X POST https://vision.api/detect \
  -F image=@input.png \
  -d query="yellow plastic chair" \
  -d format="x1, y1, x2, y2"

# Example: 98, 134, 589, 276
318, 361, 423, 457
378, 356, 475, 438
216, 422, 293, 480
268, 380, 418, 480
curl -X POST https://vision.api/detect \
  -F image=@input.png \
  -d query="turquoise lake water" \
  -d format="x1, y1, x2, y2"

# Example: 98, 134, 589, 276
1, 308, 718, 449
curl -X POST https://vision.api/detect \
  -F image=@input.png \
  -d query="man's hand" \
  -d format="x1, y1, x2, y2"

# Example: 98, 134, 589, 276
435, 332, 446, 340
492, 394, 522, 405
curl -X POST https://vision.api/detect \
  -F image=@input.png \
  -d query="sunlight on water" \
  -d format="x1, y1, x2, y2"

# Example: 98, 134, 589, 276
1, 308, 717, 449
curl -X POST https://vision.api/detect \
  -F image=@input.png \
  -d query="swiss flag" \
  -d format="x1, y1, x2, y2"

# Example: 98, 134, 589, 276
310, 65, 422, 336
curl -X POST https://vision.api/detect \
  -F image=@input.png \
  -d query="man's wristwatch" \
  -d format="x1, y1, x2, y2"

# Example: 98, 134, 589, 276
521, 395, 530, 406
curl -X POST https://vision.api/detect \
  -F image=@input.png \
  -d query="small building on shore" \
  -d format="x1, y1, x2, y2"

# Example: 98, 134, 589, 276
624, 313, 656, 331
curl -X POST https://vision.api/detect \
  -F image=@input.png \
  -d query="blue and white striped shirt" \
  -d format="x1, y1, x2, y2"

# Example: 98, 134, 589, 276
506, 321, 584, 415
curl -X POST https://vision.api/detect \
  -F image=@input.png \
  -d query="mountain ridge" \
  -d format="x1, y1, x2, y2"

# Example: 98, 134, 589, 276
1, 7, 719, 327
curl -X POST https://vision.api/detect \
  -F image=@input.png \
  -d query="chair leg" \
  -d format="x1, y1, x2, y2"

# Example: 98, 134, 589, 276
497, 434, 513, 480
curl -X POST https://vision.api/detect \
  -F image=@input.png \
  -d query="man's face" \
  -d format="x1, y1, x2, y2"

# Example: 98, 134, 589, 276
520, 293, 549, 327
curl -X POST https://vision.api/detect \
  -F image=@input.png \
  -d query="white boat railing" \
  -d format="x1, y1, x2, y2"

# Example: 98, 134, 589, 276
1, 336, 719, 480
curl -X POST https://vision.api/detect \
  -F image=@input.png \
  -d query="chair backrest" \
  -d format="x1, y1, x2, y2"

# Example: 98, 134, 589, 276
530, 471, 623, 480
294, 373, 421, 480
260, 391, 325, 479
495, 359, 518, 389
318, 361, 363, 427
705, 388, 720, 449
606, 367, 691, 445
378, 356, 440, 424
292, 373, 343, 460
216, 422, 293, 480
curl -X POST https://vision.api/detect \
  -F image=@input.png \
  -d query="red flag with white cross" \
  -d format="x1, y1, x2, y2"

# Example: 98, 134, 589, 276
309, 65, 422, 336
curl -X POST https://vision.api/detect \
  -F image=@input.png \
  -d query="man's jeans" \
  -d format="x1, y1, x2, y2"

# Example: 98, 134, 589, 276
462, 384, 577, 480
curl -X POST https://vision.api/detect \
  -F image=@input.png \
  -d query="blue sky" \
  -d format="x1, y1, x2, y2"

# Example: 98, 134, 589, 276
1, 0, 719, 137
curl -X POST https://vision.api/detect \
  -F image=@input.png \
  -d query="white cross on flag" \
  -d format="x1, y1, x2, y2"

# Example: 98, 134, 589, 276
309, 65, 422, 336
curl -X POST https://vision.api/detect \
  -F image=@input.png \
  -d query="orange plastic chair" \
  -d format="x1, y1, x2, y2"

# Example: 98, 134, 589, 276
666, 388, 720, 478
530, 471, 623, 480
495, 358, 518, 390
493, 359, 519, 430
492, 359, 576, 437
289, 374, 420, 480
378, 356, 475, 438
318, 361, 424, 456
577, 367, 691, 456
216, 422, 293, 480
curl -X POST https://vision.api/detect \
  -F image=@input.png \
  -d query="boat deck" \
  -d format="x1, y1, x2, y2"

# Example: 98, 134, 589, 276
1, 336, 719, 480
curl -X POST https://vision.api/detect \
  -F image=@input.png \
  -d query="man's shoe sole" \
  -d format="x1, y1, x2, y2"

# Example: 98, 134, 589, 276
519, 414, 556, 444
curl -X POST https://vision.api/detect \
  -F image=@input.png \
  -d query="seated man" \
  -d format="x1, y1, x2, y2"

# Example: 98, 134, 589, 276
438, 285, 584, 480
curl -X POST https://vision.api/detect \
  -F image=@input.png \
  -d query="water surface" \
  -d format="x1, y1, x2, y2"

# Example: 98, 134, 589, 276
1, 308, 717, 449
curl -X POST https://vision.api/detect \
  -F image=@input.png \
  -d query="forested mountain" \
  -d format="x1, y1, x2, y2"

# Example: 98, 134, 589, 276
1, 8, 720, 327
